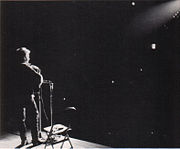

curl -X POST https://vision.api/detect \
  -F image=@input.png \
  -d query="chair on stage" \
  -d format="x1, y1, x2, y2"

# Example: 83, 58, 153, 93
44, 123, 73, 149
39, 80, 77, 148
43, 106, 77, 149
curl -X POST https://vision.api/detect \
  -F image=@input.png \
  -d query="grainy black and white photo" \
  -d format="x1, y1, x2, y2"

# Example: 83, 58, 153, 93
0, 0, 180, 148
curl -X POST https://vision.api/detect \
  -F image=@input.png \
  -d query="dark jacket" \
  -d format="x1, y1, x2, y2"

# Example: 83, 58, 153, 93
14, 63, 41, 106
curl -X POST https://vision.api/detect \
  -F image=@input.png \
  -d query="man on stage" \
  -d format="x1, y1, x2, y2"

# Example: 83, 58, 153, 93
14, 47, 43, 146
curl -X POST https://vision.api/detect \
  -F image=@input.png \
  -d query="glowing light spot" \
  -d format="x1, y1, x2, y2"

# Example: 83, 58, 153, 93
108, 132, 112, 135
151, 43, 156, 50
140, 68, 143, 72
150, 131, 155, 135
131, 2, 135, 6
112, 80, 115, 84
63, 98, 66, 101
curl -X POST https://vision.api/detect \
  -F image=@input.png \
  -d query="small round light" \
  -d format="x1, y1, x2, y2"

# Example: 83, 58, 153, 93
151, 43, 156, 50
150, 131, 154, 135
112, 80, 115, 84
131, 2, 135, 6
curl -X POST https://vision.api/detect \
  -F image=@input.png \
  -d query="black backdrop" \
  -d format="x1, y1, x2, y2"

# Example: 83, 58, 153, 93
1, 1, 180, 147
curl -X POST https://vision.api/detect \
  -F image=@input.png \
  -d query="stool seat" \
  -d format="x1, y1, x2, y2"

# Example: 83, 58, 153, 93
44, 124, 73, 148
44, 124, 72, 135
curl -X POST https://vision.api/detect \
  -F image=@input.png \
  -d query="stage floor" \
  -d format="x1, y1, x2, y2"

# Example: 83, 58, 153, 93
0, 131, 109, 148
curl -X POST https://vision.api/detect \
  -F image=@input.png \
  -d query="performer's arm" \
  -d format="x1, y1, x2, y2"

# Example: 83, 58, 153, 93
30, 64, 44, 88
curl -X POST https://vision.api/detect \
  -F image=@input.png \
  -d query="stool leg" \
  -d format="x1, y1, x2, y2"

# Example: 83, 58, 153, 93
44, 133, 55, 149
66, 134, 73, 148
60, 135, 67, 149
51, 143, 54, 149
44, 143, 47, 149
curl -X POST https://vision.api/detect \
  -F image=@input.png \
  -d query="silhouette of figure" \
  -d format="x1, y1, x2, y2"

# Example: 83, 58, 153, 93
14, 47, 43, 146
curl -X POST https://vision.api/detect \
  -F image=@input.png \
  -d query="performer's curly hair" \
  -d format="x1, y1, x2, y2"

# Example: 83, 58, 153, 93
16, 47, 30, 63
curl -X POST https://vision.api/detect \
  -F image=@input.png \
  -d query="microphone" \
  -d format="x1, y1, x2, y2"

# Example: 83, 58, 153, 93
43, 80, 53, 90
43, 80, 52, 84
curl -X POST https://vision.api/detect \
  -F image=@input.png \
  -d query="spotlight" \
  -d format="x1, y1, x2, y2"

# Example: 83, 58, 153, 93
129, 0, 180, 35
131, 1, 136, 6
151, 43, 156, 50
112, 80, 115, 84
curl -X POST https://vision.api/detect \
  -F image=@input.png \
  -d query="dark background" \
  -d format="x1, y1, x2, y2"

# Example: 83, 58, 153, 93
1, 0, 180, 147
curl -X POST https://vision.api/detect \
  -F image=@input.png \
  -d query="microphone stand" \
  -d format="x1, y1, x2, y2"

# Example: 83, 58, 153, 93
38, 80, 53, 141
49, 81, 54, 128
38, 87, 43, 139
44, 80, 57, 148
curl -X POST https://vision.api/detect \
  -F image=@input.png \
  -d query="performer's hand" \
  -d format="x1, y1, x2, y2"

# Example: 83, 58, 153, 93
31, 94, 35, 102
